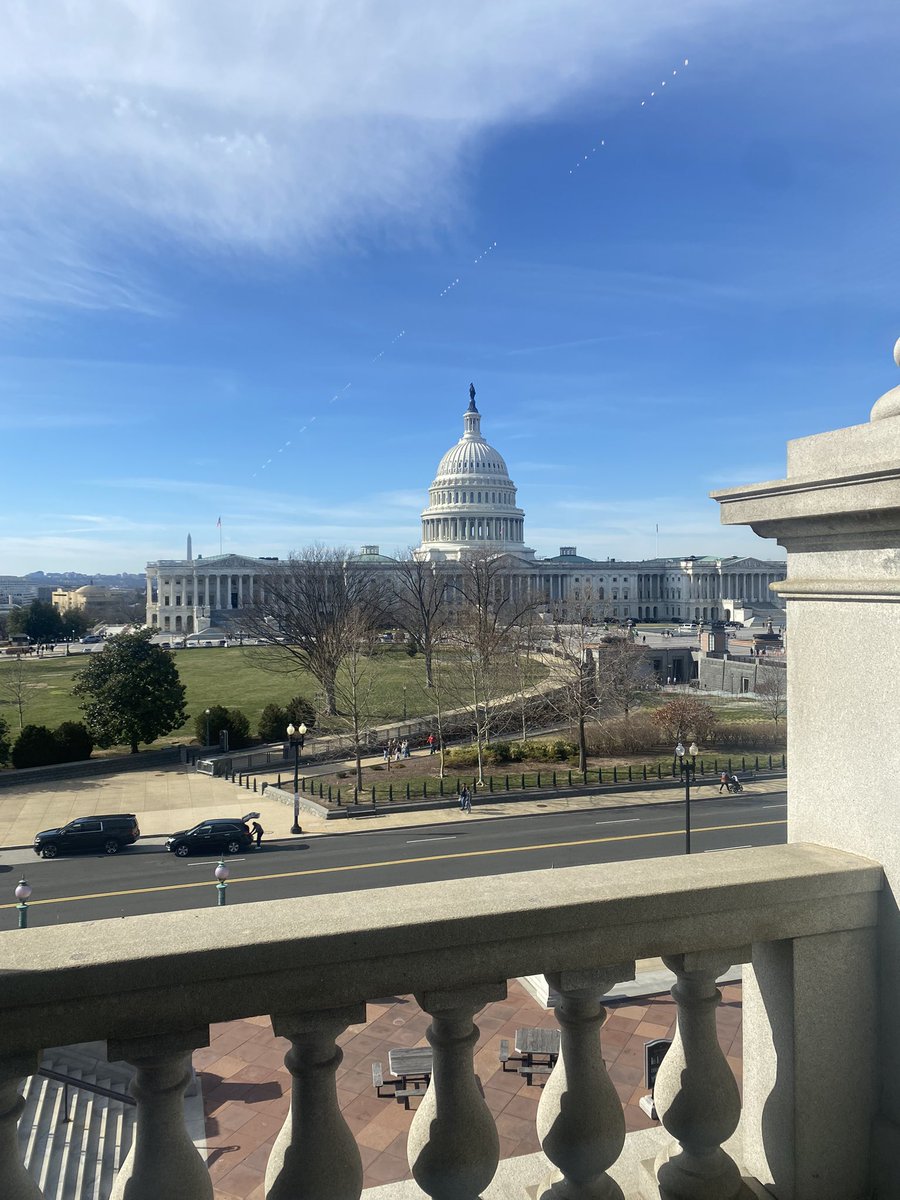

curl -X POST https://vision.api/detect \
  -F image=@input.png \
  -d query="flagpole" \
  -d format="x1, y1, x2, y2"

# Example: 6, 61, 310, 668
220, 521, 223, 555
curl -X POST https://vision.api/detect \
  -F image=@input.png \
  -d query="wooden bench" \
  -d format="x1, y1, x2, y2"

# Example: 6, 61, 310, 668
372, 1061, 390, 1098
393, 1085, 428, 1110
520, 1063, 553, 1085
499, 1038, 513, 1071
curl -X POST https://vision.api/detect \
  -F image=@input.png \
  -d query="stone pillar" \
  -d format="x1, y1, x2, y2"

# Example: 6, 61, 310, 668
266, 1004, 365, 1200
537, 964, 634, 1200
238, 574, 243, 607
0, 1050, 43, 1200
408, 982, 506, 1200
648, 952, 745, 1200
713, 339, 900, 1197
108, 1027, 211, 1200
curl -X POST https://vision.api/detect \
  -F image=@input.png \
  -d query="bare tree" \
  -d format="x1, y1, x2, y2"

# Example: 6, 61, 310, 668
449, 552, 541, 785
543, 592, 607, 771
333, 608, 380, 791
595, 635, 657, 719
756, 666, 787, 730
238, 546, 388, 716
391, 551, 452, 689
508, 610, 544, 742
0, 653, 30, 731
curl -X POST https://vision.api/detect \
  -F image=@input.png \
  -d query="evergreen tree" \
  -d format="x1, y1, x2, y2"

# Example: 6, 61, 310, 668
195, 705, 252, 749
0, 714, 10, 765
73, 629, 187, 753
7, 600, 63, 642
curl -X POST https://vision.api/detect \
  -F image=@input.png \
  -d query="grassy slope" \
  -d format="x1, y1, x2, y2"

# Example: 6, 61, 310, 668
0, 646, 486, 749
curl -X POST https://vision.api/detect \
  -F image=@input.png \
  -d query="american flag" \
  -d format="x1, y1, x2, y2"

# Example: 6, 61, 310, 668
216, 516, 221, 528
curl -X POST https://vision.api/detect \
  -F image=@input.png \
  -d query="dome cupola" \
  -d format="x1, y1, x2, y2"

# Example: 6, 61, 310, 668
418, 385, 534, 561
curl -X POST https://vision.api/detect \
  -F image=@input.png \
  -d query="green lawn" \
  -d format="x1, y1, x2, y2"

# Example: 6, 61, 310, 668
0, 646, 522, 752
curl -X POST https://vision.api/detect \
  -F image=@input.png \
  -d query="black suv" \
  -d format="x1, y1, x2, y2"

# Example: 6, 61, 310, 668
166, 819, 253, 858
33, 814, 141, 859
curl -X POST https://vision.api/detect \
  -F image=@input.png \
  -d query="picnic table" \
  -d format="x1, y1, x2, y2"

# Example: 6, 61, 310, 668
512, 1027, 560, 1085
388, 1046, 433, 1085
515, 1027, 560, 1059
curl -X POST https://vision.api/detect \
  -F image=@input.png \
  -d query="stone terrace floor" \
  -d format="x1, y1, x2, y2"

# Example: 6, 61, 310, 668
197, 980, 743, 1200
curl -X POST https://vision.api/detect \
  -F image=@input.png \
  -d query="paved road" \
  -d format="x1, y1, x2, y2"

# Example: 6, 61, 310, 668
2, 792, 786, 929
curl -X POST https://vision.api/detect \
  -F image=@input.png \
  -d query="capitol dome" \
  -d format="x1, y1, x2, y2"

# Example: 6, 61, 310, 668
418, 386, 534, 561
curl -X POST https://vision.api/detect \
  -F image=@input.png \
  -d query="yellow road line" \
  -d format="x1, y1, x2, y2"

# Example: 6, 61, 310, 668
10, 819, 786, 909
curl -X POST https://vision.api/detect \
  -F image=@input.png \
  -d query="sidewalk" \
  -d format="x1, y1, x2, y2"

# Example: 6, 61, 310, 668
0, 757, 786, 850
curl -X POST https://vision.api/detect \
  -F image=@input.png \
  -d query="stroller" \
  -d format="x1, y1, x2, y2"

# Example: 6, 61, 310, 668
726, 775, 744, 794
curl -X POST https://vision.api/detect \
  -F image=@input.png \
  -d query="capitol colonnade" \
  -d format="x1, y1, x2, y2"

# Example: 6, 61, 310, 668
145, 551, 271, 634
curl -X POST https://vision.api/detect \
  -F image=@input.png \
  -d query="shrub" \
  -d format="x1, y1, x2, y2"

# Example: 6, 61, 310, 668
444, 745, 480, 767
0, 714, 10, 765
196, 705, 252, 750
652, 698, 718, 745
712, 721, 786, 751
444, 738, 579, 768
257, 696, 317, 742
586, 714, 662, 756
54, 721, 94, 762
285, 695, 316, 729
257, 703, 288, 743
12, 725, 59, 769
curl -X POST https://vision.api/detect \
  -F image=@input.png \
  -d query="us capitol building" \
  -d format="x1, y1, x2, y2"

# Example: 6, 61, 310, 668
145, 387, 786, 634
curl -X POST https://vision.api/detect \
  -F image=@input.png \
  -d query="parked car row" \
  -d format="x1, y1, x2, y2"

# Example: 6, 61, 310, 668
33, 814, 256, 858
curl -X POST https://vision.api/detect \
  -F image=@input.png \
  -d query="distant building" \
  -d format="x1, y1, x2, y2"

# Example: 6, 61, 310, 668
145, 390, 786, 632
52, 585, 133, 618
0, 577, 54, 613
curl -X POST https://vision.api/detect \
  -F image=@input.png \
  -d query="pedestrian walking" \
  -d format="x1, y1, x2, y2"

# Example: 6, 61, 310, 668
427, 732, 435, 755
383, 744, 390, 762
459, 784, 470, 811
401, 739, 409, 759
463, 789, 472, 814
719, 770, 728, 794
250, 821, 264, 847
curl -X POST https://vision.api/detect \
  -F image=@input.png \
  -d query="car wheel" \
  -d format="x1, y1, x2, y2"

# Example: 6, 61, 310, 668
226, 840, 242, 855
104, 839, 120, 855
174, 843, 191, 857
40, 843, 58, 859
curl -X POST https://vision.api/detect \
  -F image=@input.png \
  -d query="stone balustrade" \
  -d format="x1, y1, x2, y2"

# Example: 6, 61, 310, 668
0, 843, 881, 1200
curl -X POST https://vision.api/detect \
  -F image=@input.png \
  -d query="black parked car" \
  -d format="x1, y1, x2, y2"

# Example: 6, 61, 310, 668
166, 819, 253, 858
33, 814, 141, 858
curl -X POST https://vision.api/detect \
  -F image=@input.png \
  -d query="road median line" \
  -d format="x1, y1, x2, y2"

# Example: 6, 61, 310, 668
7, 818, 787, 910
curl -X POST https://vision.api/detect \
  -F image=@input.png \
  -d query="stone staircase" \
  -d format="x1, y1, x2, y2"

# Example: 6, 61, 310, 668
17, 1050, 136, 1200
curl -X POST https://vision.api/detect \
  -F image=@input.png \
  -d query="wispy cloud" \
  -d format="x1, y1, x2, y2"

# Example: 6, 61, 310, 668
0, 0, 748, 316
0, 408, 146, 431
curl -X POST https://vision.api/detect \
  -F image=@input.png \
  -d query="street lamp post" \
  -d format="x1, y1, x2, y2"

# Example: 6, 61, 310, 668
402, 685, 407, 722
674, 740, 699, 854
205, 707, 211, 747
15, 879, 32, 929
215, 858, 229, 906
286, 722, 307, 834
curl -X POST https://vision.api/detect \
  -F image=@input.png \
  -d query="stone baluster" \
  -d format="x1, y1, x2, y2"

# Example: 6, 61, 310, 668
0, 1050, 43, 1200
108, 1027, 211, 1200
408, 982, 506, 1200
265, 1003, 366, 1200
651, 953, 748, 1200
536, 963, 635, 1200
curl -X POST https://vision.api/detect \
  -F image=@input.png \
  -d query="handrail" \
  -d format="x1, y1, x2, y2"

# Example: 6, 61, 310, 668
0, 843, 880, 1058
38, 1066, 135, 1107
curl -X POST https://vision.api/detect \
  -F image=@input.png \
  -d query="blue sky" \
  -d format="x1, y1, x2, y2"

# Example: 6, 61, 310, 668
1, 0, 897, 573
